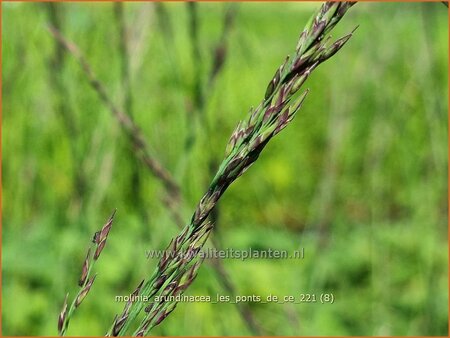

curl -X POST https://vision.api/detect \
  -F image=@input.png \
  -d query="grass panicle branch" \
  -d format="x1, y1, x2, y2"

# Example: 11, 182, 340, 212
110, 1, 356, 336
49, 21, 262, 334
58, 211, 116, 336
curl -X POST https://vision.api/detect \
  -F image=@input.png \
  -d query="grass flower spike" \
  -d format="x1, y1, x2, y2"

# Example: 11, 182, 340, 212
58, 210, 116, 336
110, 2, 356, 336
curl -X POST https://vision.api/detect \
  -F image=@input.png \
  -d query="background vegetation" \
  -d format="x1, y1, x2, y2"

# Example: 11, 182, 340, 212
2, 2, 448, 336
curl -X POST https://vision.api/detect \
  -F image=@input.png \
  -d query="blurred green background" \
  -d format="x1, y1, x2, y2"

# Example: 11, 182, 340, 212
2, 1, 448, 336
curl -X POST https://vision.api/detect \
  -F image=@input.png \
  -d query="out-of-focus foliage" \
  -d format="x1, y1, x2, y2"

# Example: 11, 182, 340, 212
2, 2, 448, 336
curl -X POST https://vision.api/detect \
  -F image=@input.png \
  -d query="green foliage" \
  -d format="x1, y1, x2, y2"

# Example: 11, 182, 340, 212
2, 2, 448, 336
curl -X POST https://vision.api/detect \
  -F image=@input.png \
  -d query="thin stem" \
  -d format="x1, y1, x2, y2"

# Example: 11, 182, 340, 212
113, 2, 143, 212
45, 3, 86, 201
48, 26, 181, 204
114, 2, 133, 119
